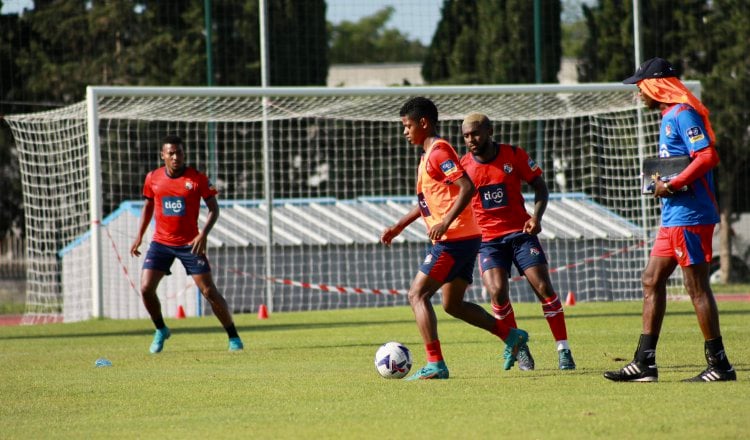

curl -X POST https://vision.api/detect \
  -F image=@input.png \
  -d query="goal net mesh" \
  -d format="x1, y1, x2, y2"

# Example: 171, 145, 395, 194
6, 86, 672, 323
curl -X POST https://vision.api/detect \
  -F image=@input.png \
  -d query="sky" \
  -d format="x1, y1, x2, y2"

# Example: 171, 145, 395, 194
2, 0, 444, 45
326, 0, 443, 45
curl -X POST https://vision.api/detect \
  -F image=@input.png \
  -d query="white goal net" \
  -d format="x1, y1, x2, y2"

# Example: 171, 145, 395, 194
6, 84, 698, 323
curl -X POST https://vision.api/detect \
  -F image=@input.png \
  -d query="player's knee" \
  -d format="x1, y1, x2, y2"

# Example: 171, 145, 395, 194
199, 285, 219, 299
140, 284, 157, 298
641, 271, 658, 290
442, 300, 462, 317
528, 278, 549, 294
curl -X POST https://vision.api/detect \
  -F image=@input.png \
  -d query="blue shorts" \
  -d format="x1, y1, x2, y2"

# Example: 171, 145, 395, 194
143, 241, 211, 275
419, 237, 481, 284
478, 231, 547, 275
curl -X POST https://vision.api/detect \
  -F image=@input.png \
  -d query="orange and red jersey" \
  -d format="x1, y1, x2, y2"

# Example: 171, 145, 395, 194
460, 143, 542, 241
143, 166, 218, 246
417, 139, 481, 243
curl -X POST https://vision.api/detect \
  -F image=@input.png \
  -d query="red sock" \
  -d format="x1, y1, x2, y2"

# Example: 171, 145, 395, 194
491, 318, 512, 340
425, 340, 443, 363
492, 301, 518, 328
542, 294, 568, 341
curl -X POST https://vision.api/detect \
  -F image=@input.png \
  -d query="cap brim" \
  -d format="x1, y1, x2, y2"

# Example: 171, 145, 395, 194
622, 75, 642, 84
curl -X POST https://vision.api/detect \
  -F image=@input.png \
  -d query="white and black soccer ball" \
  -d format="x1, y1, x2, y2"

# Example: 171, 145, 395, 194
374, 341, 412, 379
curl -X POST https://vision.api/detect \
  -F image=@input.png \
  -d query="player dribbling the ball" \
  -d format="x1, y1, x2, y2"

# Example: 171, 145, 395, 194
380, 97, 528, 380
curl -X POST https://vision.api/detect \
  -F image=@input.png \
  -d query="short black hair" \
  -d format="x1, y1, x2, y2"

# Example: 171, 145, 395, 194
399, 97, 438, 125
162, 134, 183, 146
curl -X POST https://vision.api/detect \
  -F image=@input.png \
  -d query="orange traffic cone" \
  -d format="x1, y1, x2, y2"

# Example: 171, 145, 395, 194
257, 304, 269, 320
565, 291, 576, 306
176, 305, 186, 319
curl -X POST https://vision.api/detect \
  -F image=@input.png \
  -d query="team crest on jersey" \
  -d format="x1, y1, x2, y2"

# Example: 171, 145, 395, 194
665, 123, 672, 137
440, 159, 458, 176
528, 158, 539, 171
503, 163, 513, 174
185, 181, 193, 190
686, 126, 704, 143
530, 247, 540, 256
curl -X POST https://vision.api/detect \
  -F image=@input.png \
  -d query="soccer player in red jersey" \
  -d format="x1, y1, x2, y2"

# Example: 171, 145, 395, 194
381, 98, 528, 380
130, 135, 243, 353
459, 113, 575, 371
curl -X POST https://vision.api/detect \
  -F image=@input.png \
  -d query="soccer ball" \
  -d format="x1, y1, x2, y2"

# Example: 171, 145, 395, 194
374, 341, 412, 379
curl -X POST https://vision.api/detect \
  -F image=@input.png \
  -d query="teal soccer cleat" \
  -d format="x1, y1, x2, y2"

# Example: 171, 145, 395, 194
558, 348, 576, 370
405, 360, 450, 380
149, 327, 171, 354
502, 328, 529, 370
228, 337, 244, 352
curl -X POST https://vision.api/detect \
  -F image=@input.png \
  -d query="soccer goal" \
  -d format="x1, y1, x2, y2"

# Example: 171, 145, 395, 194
5, 83, 700, 323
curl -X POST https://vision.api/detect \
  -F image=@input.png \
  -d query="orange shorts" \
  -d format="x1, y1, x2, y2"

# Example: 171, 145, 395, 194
650, 224, 714, 267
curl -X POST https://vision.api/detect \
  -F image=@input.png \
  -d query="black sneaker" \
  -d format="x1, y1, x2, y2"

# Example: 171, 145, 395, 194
603, 360, 658, 382
683, 365, 736, 382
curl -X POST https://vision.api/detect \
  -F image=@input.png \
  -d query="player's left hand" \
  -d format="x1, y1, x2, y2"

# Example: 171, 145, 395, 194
428, 222, 448, 241
191, 234, 208, 255
523, 217, 542, 235
652, 173, 674, 198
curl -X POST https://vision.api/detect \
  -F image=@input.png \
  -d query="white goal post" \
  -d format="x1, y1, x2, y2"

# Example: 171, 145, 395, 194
6, 83, 700, 323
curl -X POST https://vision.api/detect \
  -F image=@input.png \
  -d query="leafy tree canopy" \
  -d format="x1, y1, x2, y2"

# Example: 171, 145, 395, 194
328, 6, 426, 63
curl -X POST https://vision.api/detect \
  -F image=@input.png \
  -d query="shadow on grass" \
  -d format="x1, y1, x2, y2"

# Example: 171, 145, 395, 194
3, 309, 749, 342
0, 318, 417, 341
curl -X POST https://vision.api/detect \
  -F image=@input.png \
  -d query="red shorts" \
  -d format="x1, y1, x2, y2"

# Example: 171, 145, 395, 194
650, 225, 714, 267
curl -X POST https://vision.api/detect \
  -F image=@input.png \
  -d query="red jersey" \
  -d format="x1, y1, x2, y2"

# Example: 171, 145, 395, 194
142, 166, 218, 246
417, 139, 481, 243
460, 143, 542, 241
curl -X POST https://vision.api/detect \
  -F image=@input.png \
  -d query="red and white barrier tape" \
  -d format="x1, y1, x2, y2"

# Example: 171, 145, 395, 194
104, 220, 646, 299
227, 268, 406, 295
103, 225, 195, 300
228, 240, 646, 295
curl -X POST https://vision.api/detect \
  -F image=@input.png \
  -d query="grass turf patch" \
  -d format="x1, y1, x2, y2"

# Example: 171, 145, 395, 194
1, 301, 748, 439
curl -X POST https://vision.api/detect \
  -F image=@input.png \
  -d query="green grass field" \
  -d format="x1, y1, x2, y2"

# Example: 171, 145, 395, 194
1, 301, 748, 439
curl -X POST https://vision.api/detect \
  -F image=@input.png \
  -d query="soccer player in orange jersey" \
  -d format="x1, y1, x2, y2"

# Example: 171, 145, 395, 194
130, 135, 243, 354
459, 113, 575, 371
381, 98, 528, 379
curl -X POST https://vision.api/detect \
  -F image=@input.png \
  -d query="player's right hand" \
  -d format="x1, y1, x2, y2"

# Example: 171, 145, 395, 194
130, 240, 141, 257
380, 225, 401, 246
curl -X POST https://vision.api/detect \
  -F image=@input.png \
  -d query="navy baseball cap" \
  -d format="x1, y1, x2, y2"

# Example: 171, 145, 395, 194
623, 57, 678, 84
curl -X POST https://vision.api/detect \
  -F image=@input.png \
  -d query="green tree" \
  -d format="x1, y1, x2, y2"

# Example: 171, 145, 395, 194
328, 6, 426, 64
579, 0, 750, 281
578, 0, 705, 82
423, 0, 561, 84
695, 1, 750, 282
266, 0, 328, 85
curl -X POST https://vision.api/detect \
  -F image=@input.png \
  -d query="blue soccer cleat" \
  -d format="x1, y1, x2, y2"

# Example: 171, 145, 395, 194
405, 360, 450, 380
149, 327, 171, 354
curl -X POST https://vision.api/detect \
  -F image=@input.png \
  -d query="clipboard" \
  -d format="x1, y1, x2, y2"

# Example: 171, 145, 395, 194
641, 156, 690, 194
